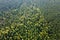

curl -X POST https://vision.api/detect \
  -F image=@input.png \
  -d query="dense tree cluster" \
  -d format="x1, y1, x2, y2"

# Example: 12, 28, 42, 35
0, 6, 60, 40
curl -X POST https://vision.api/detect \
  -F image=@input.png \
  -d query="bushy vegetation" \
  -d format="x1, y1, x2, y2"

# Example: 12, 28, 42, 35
0, 5, 60, 40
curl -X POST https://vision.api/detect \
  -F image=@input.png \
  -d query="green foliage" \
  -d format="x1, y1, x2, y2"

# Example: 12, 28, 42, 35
0, 6, 59, 40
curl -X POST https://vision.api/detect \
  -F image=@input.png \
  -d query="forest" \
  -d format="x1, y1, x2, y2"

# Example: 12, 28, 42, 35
0, 0, 60, 40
